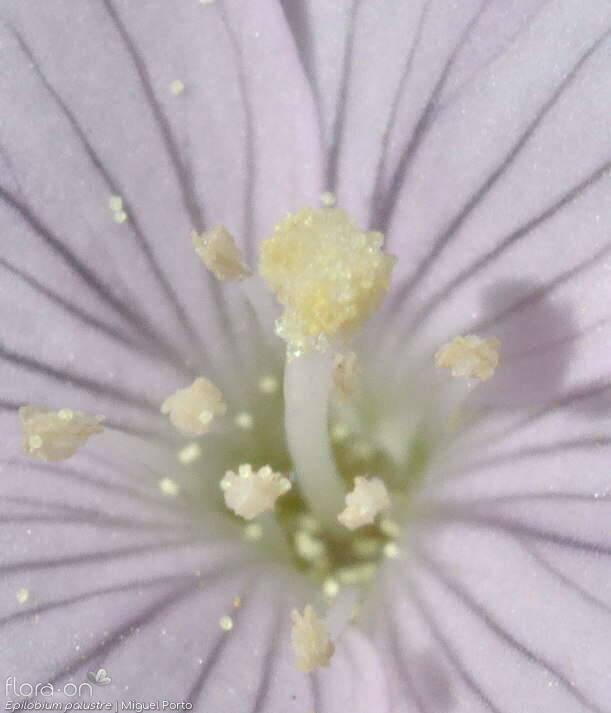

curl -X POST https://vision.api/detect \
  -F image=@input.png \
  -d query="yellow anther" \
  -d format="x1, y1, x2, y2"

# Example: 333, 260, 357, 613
435, 335, 500, 382
191, 226, 251, 281
259, 207, 395, 354
19, 406, 104, 462
220, 464, 291, 520
16, 588, 30, 604
291, 605, 334, 673
338, 476, 391, 531
161, 377, 226, 436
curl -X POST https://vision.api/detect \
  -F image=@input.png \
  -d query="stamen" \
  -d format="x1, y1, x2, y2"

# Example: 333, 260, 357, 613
169, 79, 185, 95
435, 334, 501, 382
337, 476, 391, 531
191, 226, 251, 281
259, 207, 395, 356
232, 596, 242, 608
332, 351, 360, 399
19, 405, 104, 462
220, 464, 291, 520
291, 605, 334, 673
161, 377, 226, 436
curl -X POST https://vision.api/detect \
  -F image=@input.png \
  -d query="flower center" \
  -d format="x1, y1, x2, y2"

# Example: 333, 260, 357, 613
18, 199, 500, 669
173, 203, 482, 600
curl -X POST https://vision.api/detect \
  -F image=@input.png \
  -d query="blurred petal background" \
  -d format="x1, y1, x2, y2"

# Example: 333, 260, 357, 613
0, 1, 610, 711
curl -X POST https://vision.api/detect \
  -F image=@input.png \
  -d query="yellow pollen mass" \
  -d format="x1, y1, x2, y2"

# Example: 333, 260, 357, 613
435, 334, 501, 382
16, 588, 30, 604
291, 605, 334, 673
161, 377, 226, 436
259, 207, 395, 354
19, 406, 104, 462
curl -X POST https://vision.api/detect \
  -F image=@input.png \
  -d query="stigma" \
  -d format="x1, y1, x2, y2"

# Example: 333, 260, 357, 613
161, 377, 226, 436
19, 406, 104, 462
435, 334, 501, 382
291, 604, 335, 673
220, 464, 291, 520
259, 207, 395, 356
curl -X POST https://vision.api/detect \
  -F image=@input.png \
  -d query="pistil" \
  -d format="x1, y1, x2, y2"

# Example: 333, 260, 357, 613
259, 206, 395, 529
283, 349, 347, 526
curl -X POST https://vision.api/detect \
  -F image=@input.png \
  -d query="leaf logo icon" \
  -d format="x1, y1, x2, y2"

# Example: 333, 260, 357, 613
87, 668, 112, 686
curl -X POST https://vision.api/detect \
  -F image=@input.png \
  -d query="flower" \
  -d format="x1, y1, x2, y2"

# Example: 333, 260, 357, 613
1, 2, 610, 712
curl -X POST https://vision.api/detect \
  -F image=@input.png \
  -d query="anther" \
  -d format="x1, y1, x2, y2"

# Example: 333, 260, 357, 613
19, 405, 104, 462
338, 476, 391, 530
435, 335, 500, 382
161, 377, 226, 436
220, 464, 291, 520
291, 605, 335, 673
